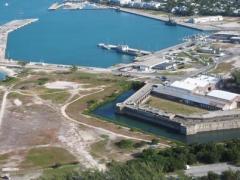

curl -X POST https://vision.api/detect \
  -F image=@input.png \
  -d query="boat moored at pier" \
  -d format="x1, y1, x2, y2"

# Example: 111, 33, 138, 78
97, 43, 152, 56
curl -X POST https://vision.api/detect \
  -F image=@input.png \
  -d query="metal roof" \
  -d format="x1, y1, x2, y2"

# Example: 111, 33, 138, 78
207, 90, 239, 101
171, 81, 197, 91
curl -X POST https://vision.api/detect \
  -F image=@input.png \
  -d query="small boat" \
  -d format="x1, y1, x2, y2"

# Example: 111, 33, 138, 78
165, 15, 177, 26
5, 2, 9, 7
115, 7, 121, 12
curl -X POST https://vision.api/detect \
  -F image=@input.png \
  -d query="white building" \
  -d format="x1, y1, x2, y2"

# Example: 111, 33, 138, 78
110, 0, 131, 5
187, 16, 223, 24
171, 75, 220, 95
207, 90, 240, 110
152, 84, 240, 111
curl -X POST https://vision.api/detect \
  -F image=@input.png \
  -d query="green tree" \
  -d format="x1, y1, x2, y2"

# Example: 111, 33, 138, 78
232, 70, 240, 85
70, 65, 78, 73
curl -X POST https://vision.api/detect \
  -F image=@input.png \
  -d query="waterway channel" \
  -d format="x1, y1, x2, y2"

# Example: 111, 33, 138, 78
93, 90, 240, 144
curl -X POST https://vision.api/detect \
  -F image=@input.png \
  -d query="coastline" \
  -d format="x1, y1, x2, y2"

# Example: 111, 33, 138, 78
0, 66, 16, 77
117, 8, 218, 31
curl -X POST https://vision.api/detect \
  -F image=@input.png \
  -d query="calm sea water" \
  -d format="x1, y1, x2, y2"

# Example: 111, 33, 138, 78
93, 90, 240, 144
2, 1, 200, 67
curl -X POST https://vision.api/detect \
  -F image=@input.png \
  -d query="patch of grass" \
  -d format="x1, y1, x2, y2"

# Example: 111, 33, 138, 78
100, 134, 109, 139
211, 62, 234, 74
115, 139, 135, 150
146, 96, 207, 115
37, 77, 49, 85
90, 139, 108, 158
21, 147, 77, 168
40, 164, 80, 180
0, 153, 9, 164
0, 76, 18, 86
40, 91, 70, 104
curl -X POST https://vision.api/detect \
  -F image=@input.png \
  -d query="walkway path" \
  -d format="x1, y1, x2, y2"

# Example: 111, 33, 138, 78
0, 90, 9, 128
61, 87, 171, 146
185, 163, 240, 177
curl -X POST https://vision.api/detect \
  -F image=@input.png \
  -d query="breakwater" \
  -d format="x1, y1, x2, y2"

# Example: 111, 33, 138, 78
0, 19, 38, 61
119, 8, 218, 31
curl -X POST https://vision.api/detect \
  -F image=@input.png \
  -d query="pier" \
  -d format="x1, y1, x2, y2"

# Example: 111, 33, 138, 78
0, 19, 38, 61
98, 43, 152, 56
48, 3, 64, 10
48, 1, 112, 11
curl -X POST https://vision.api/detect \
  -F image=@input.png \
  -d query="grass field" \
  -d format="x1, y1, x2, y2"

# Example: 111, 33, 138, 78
211, 62, 234, 74
0, 153, 9, 165
145, 96, 207, 115
40, 164, 80, 180
40, 90, 71, 104
21, 147, 77, 168
90, 139, 108, 159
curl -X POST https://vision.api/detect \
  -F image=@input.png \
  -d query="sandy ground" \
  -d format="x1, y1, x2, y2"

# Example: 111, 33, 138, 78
58, 121, 109, 170
44, 81, 85, 90
0, 88, 116, 174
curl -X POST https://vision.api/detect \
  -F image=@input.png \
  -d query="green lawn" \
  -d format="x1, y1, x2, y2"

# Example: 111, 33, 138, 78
146, 96, 207, 115
21, 147, 77, 168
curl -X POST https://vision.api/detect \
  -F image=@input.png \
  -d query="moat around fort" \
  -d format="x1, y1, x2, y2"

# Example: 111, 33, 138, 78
93, 90, 240, 144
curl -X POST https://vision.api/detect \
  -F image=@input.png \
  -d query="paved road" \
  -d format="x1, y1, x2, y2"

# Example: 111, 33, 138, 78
185, 163, 240, 177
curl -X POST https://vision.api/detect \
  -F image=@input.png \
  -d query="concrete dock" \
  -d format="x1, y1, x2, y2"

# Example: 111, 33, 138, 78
119, 8, 220, 31
0, 19, 38, 61
48, 3, 64, 10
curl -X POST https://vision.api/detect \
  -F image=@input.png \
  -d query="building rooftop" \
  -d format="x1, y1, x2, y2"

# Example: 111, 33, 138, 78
171, 81, 197, 91
185, 75, 219, 87
207, 90, 239, 101
214, 31, 240, 36
170, 75, 220, 92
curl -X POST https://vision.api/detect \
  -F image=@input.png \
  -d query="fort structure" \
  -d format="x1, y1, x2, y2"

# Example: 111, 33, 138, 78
116, 75, 240, 135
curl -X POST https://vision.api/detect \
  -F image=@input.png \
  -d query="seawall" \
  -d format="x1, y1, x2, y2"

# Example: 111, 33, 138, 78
119, 8, 215, 31
0, 19, 38, 61
117, 105, 240, 135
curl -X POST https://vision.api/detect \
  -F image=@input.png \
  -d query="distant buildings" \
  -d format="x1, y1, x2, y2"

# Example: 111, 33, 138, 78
110, 0, 131, 5
210, 31, 240, 43
187, 16, 223, 24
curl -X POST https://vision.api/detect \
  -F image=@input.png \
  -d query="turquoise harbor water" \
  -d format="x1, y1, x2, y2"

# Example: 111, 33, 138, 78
2, 1, 200, 67
93, 90, 240, 144
0, 72, 6, 80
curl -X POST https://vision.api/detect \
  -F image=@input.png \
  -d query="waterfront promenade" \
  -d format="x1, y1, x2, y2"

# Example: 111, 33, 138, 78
0, 19, 38, 62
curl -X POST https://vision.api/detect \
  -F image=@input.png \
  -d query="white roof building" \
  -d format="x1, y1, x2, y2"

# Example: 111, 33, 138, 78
207, 90, 240, 101
171, 81, 197, 92
110, 0, 131, 5
171, 75, 220, 94
187, 16, 223, 24
153, 85, 240, 111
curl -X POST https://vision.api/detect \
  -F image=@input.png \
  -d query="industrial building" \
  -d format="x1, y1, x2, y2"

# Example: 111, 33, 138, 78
187, 16, 223, 24
152, 75, 240, 111
171, 75, 221, 95
210, 31, 240, 43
